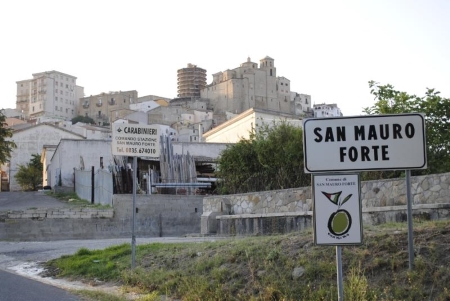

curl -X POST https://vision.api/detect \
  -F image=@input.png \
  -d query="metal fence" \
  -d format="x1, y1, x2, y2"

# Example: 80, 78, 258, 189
75, 169, 113, 206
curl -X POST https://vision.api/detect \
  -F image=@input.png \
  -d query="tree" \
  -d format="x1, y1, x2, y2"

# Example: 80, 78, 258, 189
0, 109, 16, 164
216, 122, 310, 194
363, 81, 450, 179
71, 115, 95, 125
14, 154, 43, 191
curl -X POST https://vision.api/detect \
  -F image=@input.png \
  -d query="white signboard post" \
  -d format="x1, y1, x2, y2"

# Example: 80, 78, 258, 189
303, 113, 427, 173
304, 113, 427, 300
111, 123, 160, 269
313, 174, 362, 245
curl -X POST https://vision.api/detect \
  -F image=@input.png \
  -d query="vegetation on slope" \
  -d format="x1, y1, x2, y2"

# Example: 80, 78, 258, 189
44, 220, 450, 301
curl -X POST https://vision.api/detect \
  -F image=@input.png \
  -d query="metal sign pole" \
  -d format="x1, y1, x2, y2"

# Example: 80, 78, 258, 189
406, 170, 414, 269
336, 246, 344, 301
131, 156, 137, 269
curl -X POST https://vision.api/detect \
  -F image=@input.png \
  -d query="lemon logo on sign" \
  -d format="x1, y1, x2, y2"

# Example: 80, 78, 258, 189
322, 191, 353, 236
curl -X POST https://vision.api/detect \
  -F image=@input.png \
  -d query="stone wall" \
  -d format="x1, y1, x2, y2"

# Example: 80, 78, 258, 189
204, 173, 450, 215
202, 172, 450, 235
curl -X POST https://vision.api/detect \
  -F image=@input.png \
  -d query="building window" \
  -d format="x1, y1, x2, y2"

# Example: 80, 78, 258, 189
32, 106, 35, 112
270, 69, 272, 76
55, 106, 58, 111
60, 83, 63, 87
98, 111, 101, 117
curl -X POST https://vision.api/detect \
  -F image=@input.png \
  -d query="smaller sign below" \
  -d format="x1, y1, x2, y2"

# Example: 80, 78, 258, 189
313, 173, 362, 246
111, 124, 160, 157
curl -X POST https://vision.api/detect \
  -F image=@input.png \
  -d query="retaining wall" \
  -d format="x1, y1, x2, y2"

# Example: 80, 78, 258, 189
0, 194, 203, 241
202, 172, 450, 235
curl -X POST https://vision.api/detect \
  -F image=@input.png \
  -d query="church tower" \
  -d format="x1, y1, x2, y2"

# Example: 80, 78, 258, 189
259, 56, 276, 77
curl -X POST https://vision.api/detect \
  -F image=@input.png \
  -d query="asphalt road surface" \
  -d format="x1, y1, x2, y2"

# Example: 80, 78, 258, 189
0, 269, 80, 301
0, 191, 69, 211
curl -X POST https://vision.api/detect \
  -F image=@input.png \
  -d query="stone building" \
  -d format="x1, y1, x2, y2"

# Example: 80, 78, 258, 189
200, 56, 311, 118
16, 71, 84, 121
77, 90, 138, 125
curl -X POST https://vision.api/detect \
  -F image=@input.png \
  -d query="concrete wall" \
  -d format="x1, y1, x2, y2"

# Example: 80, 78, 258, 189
0, 194, 203, 241
113, 194, 203, 237
75, 169, 113, 206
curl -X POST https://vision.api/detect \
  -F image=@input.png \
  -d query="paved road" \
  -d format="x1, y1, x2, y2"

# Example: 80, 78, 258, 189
0, 191, 69, 211
0, 269, 80, 301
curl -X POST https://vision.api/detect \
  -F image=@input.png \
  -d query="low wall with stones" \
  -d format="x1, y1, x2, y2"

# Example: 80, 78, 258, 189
202, 172, 450, 235
3, 208, 114, 220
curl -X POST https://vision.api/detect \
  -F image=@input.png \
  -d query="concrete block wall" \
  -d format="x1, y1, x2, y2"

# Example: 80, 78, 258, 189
0, 195, 203, 241
113, 194, 203, 237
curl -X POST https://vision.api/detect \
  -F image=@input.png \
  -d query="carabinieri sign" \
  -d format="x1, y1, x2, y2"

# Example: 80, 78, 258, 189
111, 124, 160, 157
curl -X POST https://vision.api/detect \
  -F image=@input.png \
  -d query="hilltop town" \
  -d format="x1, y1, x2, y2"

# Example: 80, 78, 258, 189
1, 56, 343, 192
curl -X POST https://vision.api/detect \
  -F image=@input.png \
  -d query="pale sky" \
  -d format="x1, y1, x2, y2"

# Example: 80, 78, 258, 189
1, 0, 449, 116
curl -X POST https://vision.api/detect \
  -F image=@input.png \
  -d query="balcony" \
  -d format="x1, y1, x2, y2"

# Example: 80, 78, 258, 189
83, 102, 90, 109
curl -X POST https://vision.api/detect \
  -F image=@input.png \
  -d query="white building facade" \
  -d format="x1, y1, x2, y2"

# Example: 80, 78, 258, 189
7, 123, 85, 191
313, 103, 343, 117
203, 108, 302, 143
16, 71, 84, 121
48, 139, 113, 188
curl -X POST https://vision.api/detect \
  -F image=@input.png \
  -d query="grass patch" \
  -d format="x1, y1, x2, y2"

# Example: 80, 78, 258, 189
45, 220, 450, 300
46, 191, 111, 208
72, 290, 127, 301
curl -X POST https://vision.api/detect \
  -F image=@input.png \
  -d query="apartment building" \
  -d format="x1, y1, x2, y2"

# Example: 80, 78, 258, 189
16, 71, 84, 121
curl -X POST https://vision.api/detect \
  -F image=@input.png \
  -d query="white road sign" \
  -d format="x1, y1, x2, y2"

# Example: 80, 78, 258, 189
303, 113, 427, 173
111, 124, 160, 157
313, 174, 362, 245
